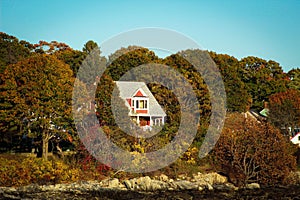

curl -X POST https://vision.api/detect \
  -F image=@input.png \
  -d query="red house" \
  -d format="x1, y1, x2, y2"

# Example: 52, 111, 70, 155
115, 81, 166, 128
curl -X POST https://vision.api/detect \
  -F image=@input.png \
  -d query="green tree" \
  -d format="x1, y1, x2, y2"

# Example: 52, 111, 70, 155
0, 32, 33, 71
239, 56, 289, 110
54, 49, 86, 76
107, 47, 160, 80
77, 41, 106, 86
162, 53, 211, 117
0, 54, 74, 160
287, 68, 300, 91
209, 52, 251, 112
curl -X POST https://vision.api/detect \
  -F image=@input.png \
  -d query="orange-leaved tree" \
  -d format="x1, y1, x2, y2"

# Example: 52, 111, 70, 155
212, 113, 296, 186
0, 54, 74, 160
268, 89, 300, 137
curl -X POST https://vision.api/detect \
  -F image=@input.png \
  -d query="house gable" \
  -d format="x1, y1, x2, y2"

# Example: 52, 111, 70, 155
115, 81, 167, 127
133, 89, 147, 97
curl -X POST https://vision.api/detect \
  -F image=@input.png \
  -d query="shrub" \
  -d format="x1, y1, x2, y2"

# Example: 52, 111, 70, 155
212, 113, 297, 186
70, 144, 112, 180
0, 156, 80, 187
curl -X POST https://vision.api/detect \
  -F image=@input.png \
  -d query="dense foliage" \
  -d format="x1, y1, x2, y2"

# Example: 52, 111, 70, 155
0, 32, 299, 186
268, 89, 300, 137
212, 113, 297, 186
0, 155, 80, 187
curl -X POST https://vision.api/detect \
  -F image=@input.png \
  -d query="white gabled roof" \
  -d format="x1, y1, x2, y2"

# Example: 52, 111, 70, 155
291, 132, 300, 144
115, 81, 166, 116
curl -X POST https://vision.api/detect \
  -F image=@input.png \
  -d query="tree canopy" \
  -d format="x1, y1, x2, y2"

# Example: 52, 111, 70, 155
268, 89, 300, 137
0, 54, 74, 159
0, 32, 299, 167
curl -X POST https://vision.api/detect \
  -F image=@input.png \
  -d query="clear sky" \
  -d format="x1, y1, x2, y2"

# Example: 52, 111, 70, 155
1, 0, 299, 72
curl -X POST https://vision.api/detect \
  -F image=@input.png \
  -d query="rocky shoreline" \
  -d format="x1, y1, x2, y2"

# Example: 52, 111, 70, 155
1, 173, 300, 199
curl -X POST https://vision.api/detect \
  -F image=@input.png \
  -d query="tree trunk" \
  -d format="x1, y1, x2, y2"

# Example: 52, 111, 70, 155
42, 131, 49, 160
56, 143, 64, 158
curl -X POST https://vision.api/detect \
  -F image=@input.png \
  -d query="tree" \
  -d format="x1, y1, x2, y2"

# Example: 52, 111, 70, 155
32, 40, 71, 54
209, 52, 251, 112
163, 53, 211, 117
77, 41, 106, 86
239, 56, 289, 110
268, 89, 300, 137
0, 54, 74, 160
54, 49, 86, 76
287, 68, 300, 91
83, 40, 99, 54
107, 47, 160, 81
212, 113, 296, 186
0, 32, 33, 71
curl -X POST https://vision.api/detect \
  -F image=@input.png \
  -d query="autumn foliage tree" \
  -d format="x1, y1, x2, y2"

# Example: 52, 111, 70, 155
212, 113, 296, 186
268, 89, 300, 137
0, 54, 74, 159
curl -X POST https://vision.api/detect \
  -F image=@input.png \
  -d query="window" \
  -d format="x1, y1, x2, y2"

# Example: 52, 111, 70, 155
139, 100, 144, 108
135, 99, 148, 109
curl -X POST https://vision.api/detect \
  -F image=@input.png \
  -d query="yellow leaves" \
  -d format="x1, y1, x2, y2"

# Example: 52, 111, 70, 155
0, 157, 80, 187
133, 143, 145, 154
181, 146, 198, 165
130, 151, 150, 171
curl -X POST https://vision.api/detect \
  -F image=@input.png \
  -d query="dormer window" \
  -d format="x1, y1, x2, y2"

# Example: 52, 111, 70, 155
136, 99, 147, 109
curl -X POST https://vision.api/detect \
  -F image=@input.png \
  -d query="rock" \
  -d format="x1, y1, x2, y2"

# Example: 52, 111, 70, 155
100, 178, 110, 187
148, 180, 163, 191
206, 183, 214, 191
192, 172, 228, 186
246, 183, 260, 189
159, 174, 169, 182
213, 183, 238, 191
198, 186, 204, 191
136, 176, 152, 191
178, 174, 186, 180
108, 178, 119, 188
123, 180, 133, 190
173, 180, 198, 190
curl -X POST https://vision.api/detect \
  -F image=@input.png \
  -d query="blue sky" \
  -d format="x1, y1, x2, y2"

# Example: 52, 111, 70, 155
1, 0, 299, 71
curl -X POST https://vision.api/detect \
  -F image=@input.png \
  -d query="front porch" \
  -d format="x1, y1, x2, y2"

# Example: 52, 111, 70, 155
131, 115, 165, 127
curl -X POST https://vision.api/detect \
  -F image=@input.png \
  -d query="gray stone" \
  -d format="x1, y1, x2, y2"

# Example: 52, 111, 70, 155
194, 172, 227, 185
213, 183, 238, 191
174, 180, 198, 190
246, 183, 260, 189
136, 176, 152, 191
206, 183, 214, 191
100, 178, 110, 187
159, 174, 169, 182
108, 178, 119, 188
198, 186, 204, 191
123, 180, 133, 190
149, 180, 168, 191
